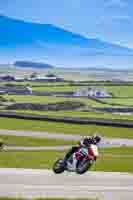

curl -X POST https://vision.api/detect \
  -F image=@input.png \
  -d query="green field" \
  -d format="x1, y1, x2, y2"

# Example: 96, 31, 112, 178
32, 85, 133, 96
4, 95, 67, 104
0, 81, 70, 87
2, 85, 133, 109
0, 117, 133, 138
0, 135, 75, 147
102, 97, 133, 106
0, 147, 132, 172
2, 81, 133, 97
10, 110, 133, 121
32, 85, 79, 92
2, 94, 120, 108
101, 85, 133, 97
95, 147, 133, 172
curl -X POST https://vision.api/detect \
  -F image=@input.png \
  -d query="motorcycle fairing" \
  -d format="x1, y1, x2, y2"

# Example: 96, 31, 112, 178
66, 147, 88, 172
67, 152, 78, 172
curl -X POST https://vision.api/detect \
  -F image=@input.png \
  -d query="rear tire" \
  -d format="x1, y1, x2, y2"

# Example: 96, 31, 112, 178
76, 159, 92, 174
53, 159, 65, 174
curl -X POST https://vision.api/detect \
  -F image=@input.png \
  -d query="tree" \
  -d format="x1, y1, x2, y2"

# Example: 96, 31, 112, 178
30, 72, 38, 79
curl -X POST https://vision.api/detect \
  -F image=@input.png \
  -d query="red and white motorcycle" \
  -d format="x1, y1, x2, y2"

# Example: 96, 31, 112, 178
53, 144, 99, 174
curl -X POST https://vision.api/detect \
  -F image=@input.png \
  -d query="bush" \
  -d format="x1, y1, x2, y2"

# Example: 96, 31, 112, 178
10, 98, 16, 103
6, 101, 86, 111
0, 96, 8, 102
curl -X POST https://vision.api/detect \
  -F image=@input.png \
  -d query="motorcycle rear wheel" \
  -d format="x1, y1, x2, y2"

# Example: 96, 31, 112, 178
53, 159, 65, 174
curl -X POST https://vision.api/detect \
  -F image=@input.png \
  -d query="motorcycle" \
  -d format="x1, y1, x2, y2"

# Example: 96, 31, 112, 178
53, 144, 99, 174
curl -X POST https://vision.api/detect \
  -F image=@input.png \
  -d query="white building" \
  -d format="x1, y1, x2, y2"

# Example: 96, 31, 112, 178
26, 86, 32, 94
28, 74, 63, 82
74, 87, 112, 98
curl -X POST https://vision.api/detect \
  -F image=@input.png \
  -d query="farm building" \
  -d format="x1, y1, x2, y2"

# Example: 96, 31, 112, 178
0, 86, 32, 95
74, 87, 112, 98
29, 74, 64, 82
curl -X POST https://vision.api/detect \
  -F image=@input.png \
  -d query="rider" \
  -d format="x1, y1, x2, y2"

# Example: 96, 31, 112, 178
63, 135, 101, 166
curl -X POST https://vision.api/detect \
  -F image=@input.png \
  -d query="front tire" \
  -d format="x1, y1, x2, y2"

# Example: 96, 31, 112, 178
76, 159, 92, 174
53, 159, 65, 174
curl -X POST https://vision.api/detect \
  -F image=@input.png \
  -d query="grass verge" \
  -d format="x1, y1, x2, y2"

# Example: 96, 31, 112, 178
0, 147, 133, 172
0, 117, 133, 139
0, 135, 76, 147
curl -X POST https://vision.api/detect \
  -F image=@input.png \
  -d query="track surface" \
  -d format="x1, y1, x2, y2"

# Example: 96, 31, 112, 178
1, 129, 133, 147
0, 169, 133, 200
4, 145, 71, 151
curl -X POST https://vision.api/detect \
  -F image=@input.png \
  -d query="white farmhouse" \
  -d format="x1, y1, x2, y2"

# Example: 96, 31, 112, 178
74, 87, 112, 98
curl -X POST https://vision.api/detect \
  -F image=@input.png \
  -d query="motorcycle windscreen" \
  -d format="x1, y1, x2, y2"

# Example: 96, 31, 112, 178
89, 144, 99, 157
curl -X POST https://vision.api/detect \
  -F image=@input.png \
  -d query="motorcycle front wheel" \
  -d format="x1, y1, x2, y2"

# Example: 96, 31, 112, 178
76, 159, 92, 174
53, 159, 65, 174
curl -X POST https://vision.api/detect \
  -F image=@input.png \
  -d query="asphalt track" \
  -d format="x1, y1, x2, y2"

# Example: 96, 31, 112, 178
0, 168, 133, 200
1, 129, 133, 147
4, 145, 71, 151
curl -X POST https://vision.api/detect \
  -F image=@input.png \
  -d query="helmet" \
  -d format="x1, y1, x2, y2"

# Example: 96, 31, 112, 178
92, 135, 101, 144
83, 137, 92, 147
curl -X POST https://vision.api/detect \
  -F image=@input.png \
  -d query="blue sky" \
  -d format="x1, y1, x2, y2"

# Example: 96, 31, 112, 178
0, 0, 133, 48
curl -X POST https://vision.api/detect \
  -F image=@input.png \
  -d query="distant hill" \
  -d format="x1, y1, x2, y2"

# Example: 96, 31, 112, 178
14, 61, 54, 69
0, 15, 133, 69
